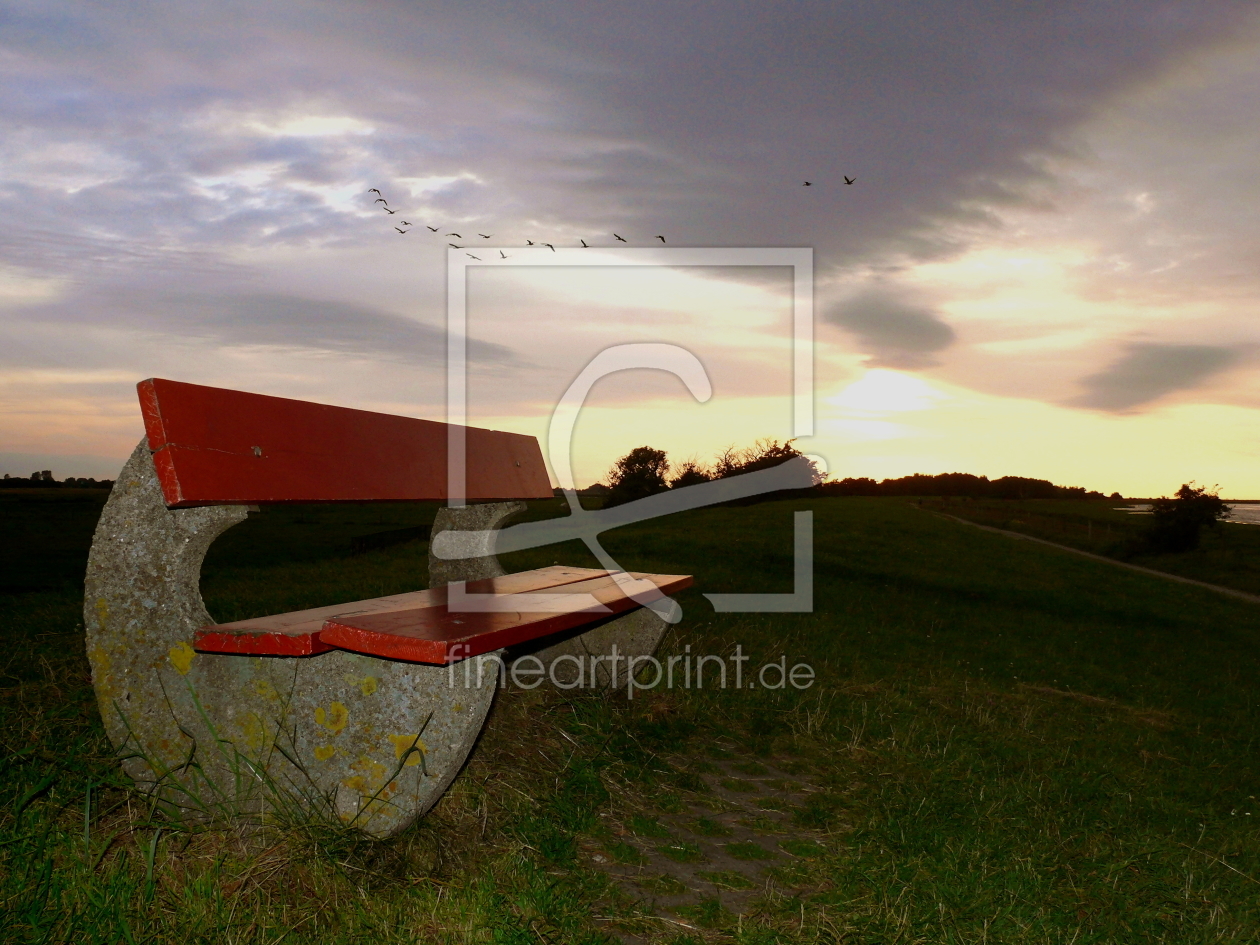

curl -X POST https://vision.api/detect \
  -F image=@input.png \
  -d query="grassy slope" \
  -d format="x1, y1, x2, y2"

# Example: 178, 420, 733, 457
927, 496, 1260, 597
1, 495, 1258, 943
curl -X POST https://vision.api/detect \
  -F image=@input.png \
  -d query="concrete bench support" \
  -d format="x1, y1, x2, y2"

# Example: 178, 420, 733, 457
86, 441, 500, 837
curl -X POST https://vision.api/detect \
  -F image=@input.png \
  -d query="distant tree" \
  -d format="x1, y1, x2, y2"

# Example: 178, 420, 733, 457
1145, 482, 1229, 553
712, 438, 822, 485
669, 460, 712, 489
989, 476, 1062, 500
604, 446, 670, 508
817, 476, 882, 496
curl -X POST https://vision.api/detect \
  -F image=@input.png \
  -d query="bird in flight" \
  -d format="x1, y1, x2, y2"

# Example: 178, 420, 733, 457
656, 235, 666, 243
543, 243, 555, 251
580, 239, 588, 247
803, 181, 812, 186
525, 239, 535, 245
446, 232, 462, 237
426, 226, 438, 232
368, 188, 382, 196
374, 198, 388, 205
395, 227, 407, 234
467, 253, 481, 260
384, 207, 397, 214
499, 250, 509, 259
401, 221, 412, 226
844, 176, 855, 185
448, 243, 462, 248
478, 233, 492, 239
613, 233, 627, 242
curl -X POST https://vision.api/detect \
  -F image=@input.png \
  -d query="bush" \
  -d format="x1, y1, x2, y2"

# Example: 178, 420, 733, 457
603, 446, 671, 508
1144, 482, 1229, 553
602, 439, 821, 508
668, 461, 712, 489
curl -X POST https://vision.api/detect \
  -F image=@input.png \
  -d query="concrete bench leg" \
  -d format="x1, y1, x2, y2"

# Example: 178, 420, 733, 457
428, 505, 668, 690
85, 440, 499, 838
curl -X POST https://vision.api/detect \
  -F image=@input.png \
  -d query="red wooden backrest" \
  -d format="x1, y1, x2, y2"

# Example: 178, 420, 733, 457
139, 378, 553, 508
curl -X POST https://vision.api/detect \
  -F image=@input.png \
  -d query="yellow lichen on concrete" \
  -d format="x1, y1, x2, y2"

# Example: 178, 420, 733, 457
343, 756, 392, 799
342, 673, 378, 696
88, 646, 117, 697
240, 712, 268, 752
314, 701, 349, 733
314, 745, 336, 761
388, 734, 427, 766
94, 597, 109, 630
252, 678, 280, 701
168, 641, 196, 676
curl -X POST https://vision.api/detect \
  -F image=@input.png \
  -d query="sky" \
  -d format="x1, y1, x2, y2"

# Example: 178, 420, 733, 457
3, 1, 1260, 496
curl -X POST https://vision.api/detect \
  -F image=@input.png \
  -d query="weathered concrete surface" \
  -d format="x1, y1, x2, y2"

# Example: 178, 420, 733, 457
427, 502, 525, 585
85, 441, 498, 837
526, 607, 668, 688
428, 503, 668, 688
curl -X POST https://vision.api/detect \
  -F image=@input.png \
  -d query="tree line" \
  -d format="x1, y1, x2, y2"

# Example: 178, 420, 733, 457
817, 472, 1117, 500
599, 439, 823, 507
595, 442, 1233, 557
594, 441, 1118, 507
0, 471, 114, 489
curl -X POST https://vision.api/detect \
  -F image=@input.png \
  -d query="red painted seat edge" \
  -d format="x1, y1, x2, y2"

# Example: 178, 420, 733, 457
137, 377, 555, 507
321, 573, 694, 665
192, 629, 339, 657
191, 566, 621, 657
194, 571, 693, 662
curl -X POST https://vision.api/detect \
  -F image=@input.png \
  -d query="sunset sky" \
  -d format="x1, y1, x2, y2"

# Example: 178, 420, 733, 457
3, 2, 1260, 497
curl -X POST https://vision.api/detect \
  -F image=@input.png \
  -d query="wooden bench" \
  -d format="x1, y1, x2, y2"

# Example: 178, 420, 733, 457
85, 378, 691, 837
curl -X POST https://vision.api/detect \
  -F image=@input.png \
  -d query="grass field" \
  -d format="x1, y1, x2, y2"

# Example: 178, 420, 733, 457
2, 491, 1260, 943
924, 496, 1260, 597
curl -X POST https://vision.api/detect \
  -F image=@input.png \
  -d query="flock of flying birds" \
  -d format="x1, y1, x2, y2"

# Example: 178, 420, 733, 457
366, 177, 853, 259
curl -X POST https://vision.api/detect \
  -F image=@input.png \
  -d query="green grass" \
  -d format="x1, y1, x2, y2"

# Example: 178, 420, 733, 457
0, 489, 110, 592
927, 495, 1260, 596
3, 494, 1260, 941
723, 841, 775, 861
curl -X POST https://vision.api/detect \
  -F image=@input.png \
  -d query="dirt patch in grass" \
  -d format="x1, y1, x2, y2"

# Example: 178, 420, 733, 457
586, 745, 840, 937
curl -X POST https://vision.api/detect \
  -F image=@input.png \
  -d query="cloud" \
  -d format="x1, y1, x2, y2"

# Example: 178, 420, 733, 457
1, 2, 1254, 277
2, 0, 1259, 459
12, 290, 517, 367
1070, 343, 1241, 411
824, 288, 956, 368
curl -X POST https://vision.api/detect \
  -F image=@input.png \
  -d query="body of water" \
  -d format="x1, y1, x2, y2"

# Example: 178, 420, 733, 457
1115, 504, 1260, 525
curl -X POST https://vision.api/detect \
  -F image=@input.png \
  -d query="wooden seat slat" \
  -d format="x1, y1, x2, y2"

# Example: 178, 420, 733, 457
139, 378, 553, 508
321, 571, 693, 664
193, 566, 611, 657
